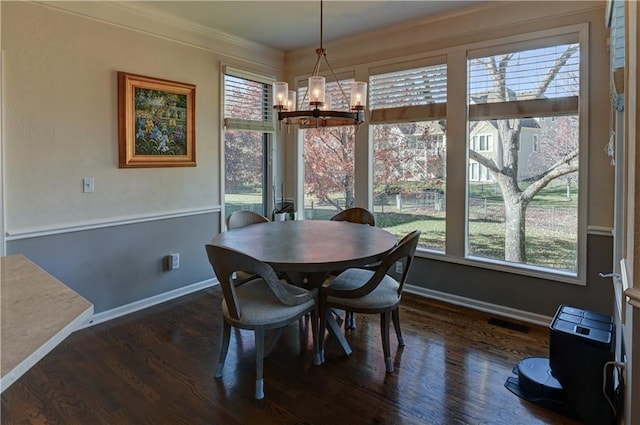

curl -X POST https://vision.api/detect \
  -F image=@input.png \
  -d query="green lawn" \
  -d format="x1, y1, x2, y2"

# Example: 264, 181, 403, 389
373, 212, 576, 271
226, 183, 578, 272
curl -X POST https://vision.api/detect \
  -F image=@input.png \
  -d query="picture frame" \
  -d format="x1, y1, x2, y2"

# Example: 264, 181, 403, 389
118, 72, 196, 168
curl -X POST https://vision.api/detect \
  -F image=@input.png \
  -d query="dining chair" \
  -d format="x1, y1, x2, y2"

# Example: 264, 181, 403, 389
318, 230, 420, 372
205, 244, 321, 400
329, 207, 377, 329
330, 207, 376, 227
225, 210, 270, 284
226, 210, 269, 230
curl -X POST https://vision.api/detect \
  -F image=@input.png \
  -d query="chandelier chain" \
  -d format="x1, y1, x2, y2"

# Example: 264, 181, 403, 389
272, 0, 366, 128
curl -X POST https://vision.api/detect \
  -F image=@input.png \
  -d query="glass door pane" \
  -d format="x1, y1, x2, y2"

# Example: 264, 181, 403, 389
224, 131, 267, 217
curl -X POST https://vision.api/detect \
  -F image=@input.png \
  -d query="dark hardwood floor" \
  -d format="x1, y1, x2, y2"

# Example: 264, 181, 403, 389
1, 288, 581, 425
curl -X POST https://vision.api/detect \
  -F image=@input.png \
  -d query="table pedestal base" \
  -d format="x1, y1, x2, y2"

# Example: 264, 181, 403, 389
283, 271, 354, 360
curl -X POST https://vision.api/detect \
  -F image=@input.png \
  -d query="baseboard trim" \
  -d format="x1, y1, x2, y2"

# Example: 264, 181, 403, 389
80, 278, 219, 329
80, 280, 552, 330
405, 284, 553, 327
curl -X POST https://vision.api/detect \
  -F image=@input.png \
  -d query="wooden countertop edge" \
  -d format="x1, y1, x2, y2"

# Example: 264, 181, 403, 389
0, 303, 94, 393
626, 287, 640, 309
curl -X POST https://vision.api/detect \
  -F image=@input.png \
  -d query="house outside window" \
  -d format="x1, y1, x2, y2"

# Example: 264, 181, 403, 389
472, 134, 493, 152
470, 163, 479, 181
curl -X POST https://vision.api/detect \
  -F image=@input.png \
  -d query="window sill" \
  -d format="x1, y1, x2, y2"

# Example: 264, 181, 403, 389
415, 248, 583, 286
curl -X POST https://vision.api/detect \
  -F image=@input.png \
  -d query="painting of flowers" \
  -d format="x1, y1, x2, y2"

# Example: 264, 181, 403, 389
118, 72, 196, 167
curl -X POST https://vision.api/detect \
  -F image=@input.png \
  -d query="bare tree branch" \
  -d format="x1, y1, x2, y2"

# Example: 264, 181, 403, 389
469, 149, 500, 174
536, 45, 578, 97
522, 149, 579, 201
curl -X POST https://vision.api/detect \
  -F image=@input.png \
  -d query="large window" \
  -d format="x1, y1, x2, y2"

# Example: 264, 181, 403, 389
223, 69, 273, 218
467, 38, 581, 273
370, 63, 447, 251
291, 26, 588, 281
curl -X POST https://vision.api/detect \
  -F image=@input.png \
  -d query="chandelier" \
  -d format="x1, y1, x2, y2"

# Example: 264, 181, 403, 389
272, 0, 367, 128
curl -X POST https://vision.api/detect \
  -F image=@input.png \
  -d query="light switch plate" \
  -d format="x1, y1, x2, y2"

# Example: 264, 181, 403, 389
83, 178, 94, 193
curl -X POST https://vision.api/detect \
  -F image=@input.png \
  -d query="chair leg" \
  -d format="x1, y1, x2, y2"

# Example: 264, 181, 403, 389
215, 321, 231, 378
311, 306, 322, 366
346, 311, 356, 329
318, 301, 328, 364
380, 310, 393, 373
264, 327, 284, 357
255, 327, 265, 400
391, 308, 405, 346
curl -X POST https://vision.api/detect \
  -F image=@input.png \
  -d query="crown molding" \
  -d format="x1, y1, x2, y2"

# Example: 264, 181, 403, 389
107, 1, 275, 54
35, 1, 284, 70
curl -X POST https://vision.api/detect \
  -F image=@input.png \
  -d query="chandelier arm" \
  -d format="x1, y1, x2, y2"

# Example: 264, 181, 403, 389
323, 55, 350, 106
274, 0, 365, 128
311, 51, 323, 76
301, 87, 310, 107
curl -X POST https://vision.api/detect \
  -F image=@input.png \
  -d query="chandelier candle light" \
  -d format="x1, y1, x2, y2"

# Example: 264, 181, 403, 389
273, 0, 367, 128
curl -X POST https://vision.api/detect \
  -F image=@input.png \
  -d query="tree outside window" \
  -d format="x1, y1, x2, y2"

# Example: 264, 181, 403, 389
467, 40, 580, 272
302, 80, 357, 220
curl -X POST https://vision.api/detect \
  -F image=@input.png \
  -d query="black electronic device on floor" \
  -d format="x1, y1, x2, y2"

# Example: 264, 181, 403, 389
505, 305, 619, 425
505, 356, 577, 418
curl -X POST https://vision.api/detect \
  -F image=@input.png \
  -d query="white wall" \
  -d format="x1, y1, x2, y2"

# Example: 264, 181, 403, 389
2, 2, 284, 236
0, 1, 285, 314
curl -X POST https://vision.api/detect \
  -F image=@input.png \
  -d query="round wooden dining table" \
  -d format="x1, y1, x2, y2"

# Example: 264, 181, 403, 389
210, 219, 398, 285
210, 219, 398, 357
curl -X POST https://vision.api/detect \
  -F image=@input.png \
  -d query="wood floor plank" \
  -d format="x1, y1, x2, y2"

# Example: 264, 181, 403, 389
1, 288, 581, 425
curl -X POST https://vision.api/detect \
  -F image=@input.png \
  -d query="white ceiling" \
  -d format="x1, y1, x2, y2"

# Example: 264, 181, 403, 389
132, 1, 484, 51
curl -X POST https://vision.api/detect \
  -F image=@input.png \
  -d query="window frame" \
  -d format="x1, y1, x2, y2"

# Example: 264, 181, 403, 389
290, 24, 590, 285
368, 58, 449, 252
472, 134, 494, 152
221, 66, 275, 220
461, 25, 588, 284
532, 134, 540, 152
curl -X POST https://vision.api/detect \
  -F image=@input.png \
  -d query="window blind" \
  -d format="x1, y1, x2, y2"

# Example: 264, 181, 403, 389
610, 0, 625, 71
469, 43, 579, 103
369, 64, 447, 123
468, 43, 579, 120
224, 74, 274, 132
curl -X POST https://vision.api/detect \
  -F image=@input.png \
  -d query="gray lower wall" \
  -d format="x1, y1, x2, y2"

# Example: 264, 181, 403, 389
6, 212, 220, 314
7, 219, 612, 320
406, 233, 614, 317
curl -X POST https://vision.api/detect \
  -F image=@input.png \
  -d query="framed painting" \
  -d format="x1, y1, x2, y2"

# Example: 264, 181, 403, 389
118, 72, 196, 167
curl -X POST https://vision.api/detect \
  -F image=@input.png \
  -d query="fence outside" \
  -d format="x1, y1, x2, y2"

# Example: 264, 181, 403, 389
304, 192, 576, 233
226, 190, 577, 234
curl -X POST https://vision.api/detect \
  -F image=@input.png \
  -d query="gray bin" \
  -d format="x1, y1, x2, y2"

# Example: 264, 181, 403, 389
549, 305, 615, 425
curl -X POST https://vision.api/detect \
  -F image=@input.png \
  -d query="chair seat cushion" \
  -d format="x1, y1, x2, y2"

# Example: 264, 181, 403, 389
327, 268, 400, 310
222, 279, 314, 326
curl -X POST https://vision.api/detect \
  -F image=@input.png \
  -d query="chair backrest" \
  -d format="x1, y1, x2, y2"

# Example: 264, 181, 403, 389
226, 210, 269, 230
330, 207, 376, 226
340, 230, 420, 299
205, 244, 315, 320
382, 230, 420, 294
